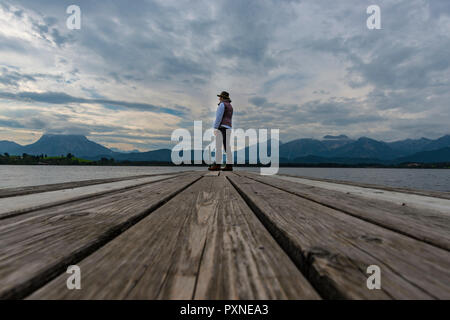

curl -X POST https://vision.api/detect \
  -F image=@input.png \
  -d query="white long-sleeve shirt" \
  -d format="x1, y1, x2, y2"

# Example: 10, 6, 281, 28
213, 102, 231, 129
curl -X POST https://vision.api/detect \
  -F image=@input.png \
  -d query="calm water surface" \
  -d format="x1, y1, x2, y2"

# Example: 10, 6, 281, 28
0, 166, 449, 192
237, 167, 450, 192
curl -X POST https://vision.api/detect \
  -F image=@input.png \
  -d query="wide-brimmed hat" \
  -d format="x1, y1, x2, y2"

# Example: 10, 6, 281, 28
217, 91, 231, 101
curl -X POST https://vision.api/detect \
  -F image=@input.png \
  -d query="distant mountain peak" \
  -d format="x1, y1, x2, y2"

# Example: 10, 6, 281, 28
1, 133, 449, 164
15, 134, 114, 157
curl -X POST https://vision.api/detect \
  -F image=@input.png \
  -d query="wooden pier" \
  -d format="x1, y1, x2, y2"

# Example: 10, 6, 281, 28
0, 170, 449, 300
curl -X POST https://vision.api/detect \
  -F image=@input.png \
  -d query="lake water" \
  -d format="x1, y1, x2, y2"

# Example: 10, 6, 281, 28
0, 165, 449, 192
0, 165, 202, 189
237, 167, 450, 192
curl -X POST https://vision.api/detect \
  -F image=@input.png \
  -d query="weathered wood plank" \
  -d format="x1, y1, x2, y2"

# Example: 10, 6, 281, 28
0, 173, 202, 299
28, 175, 319, 300
0, 172, 189, 199
274, 175, 450, 213
192, 176, 319, 299
0, 174, 178, 220
236, 172, 450, 251
227, 173, 450, 299
276, 173, 450, 200
204, 171, 220, 176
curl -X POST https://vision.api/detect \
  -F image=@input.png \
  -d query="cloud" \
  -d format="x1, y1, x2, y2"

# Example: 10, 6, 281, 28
0, 66, 66, 87
0, 118, 23, 129
0, 90, 186, 116
0, 34, 28, 52
248, 96, 267, 107
0, 0, 448, 148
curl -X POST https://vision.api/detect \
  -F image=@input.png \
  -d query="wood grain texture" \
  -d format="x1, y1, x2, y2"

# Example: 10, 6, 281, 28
275, 173, 450, 200
0, 172, 186, 199
28, 175, 319, 300
0, 175, 179, 220
193, 176, 319, 299
227, 173, 450, 299
236, 172, 450, 251
0, 173, 202, 299
204, 171, 220, 176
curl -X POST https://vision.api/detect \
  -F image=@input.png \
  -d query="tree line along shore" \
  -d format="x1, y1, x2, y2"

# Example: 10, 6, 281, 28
0, 153, 449, 168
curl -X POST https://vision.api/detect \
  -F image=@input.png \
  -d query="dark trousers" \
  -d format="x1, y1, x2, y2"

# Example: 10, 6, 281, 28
219, 127, 228, 151
217, 127, 232, 165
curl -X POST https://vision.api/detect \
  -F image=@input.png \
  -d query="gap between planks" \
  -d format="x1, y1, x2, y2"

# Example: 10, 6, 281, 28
225, 172, 450, 299
0, 171, 190, 199
234, 171, 450, 252
5, 171, 448, 300
0, 174, 190, 221
0, 173, 203, 299
275, 173, 450, 200
28, 174, 319, 300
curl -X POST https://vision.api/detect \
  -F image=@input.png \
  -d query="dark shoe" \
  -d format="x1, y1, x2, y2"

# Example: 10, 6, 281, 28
221, 164, 233, 171
208, 164, 221, 171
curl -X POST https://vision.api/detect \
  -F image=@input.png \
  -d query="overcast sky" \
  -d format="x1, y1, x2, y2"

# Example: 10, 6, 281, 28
0, 0, 449, 151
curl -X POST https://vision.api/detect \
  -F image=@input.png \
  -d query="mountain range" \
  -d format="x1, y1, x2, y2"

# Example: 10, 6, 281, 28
1, 133, 450, 164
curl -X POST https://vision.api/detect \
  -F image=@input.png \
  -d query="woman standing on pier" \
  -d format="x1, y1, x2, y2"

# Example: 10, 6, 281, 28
209, 91, 233, 171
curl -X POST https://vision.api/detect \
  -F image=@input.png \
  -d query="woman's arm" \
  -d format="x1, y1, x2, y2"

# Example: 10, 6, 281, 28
213, 102, 225, 129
